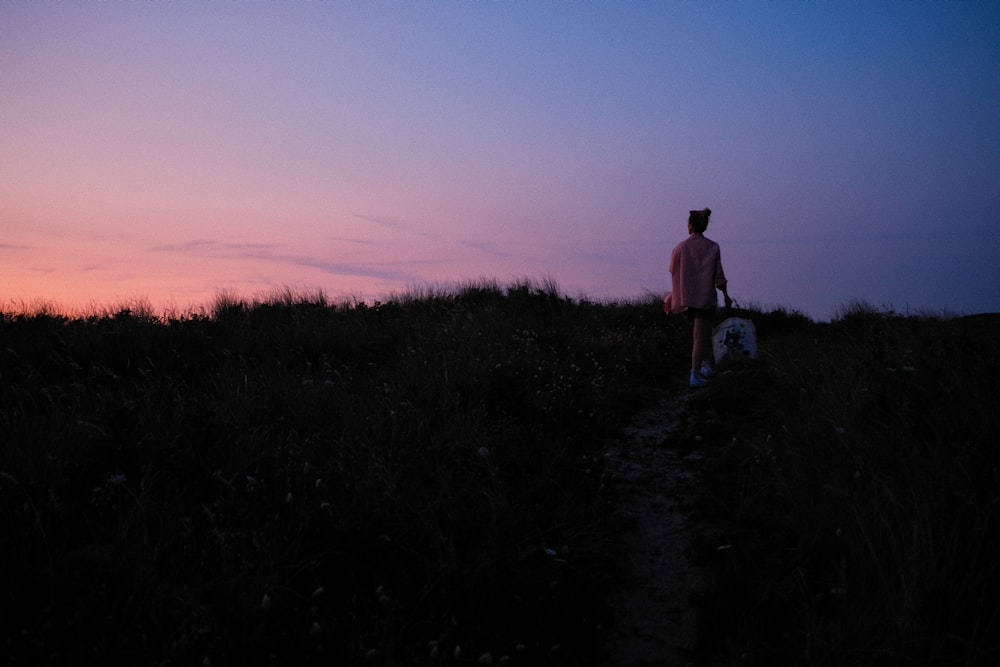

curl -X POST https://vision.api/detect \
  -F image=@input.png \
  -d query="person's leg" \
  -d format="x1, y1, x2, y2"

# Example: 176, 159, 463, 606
692, 314, 712, 371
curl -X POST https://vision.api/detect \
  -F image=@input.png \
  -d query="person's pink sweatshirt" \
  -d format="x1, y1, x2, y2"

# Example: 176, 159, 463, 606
667, 233, 727, 314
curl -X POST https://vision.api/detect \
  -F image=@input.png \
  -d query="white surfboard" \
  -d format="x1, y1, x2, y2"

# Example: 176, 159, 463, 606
713, 316, 757, 365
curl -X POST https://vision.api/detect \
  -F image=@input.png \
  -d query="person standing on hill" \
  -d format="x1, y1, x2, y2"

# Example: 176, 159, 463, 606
665, 207, 732, 387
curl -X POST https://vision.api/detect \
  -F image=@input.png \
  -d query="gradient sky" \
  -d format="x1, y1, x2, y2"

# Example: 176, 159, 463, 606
3, 1, 999, 320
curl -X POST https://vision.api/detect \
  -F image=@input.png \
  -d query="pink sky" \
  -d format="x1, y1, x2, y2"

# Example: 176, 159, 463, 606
3, 2, 999, 319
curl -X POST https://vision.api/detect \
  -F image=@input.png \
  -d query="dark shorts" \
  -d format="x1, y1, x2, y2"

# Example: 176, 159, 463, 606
683, 307, 715, 322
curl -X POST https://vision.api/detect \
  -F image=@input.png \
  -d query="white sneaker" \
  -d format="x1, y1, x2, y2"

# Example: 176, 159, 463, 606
689, 369, 710, 387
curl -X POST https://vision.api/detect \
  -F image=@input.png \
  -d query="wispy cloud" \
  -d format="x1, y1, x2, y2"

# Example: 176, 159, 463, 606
150, 237, 418, 284
353, 213, 438, 239
150, 239, 280, 254
458, 239, 514, 258
277, 255, 417, 283
329, 236, 376, 246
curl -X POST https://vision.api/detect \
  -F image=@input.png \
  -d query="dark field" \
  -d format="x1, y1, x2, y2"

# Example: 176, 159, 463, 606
2, 282, 997, 665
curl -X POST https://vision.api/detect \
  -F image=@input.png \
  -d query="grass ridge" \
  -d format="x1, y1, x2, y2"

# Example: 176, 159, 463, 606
2, 288, 997, 665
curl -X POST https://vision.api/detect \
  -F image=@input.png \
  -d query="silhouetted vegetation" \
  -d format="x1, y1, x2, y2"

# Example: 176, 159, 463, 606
2, 286, 997, 665
1, 280, 682, 665
684, 301, 1000, 666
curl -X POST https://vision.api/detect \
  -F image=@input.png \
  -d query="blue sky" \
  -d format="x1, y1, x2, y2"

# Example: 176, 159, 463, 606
3, 1, 999, 319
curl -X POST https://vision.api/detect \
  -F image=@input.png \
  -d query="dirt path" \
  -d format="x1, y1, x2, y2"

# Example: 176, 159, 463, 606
602, 390, 707, 666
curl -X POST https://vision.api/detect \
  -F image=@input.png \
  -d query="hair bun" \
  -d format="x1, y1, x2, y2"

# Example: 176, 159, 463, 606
702, 207, 712, 217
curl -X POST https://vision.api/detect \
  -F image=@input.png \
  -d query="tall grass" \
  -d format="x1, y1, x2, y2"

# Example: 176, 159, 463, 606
4, 288, 996, 665
1, 279, 685, 665
688, 301, 1000, 666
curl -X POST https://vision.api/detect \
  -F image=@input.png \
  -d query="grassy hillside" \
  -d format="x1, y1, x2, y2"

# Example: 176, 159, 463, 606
1, 281, 683, 665
684, 304, 1000, 666
2, 283, 997, 665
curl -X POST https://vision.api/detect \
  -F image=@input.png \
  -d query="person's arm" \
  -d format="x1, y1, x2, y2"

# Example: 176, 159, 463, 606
720, 282, 732, 309
714, 247, 732, 308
